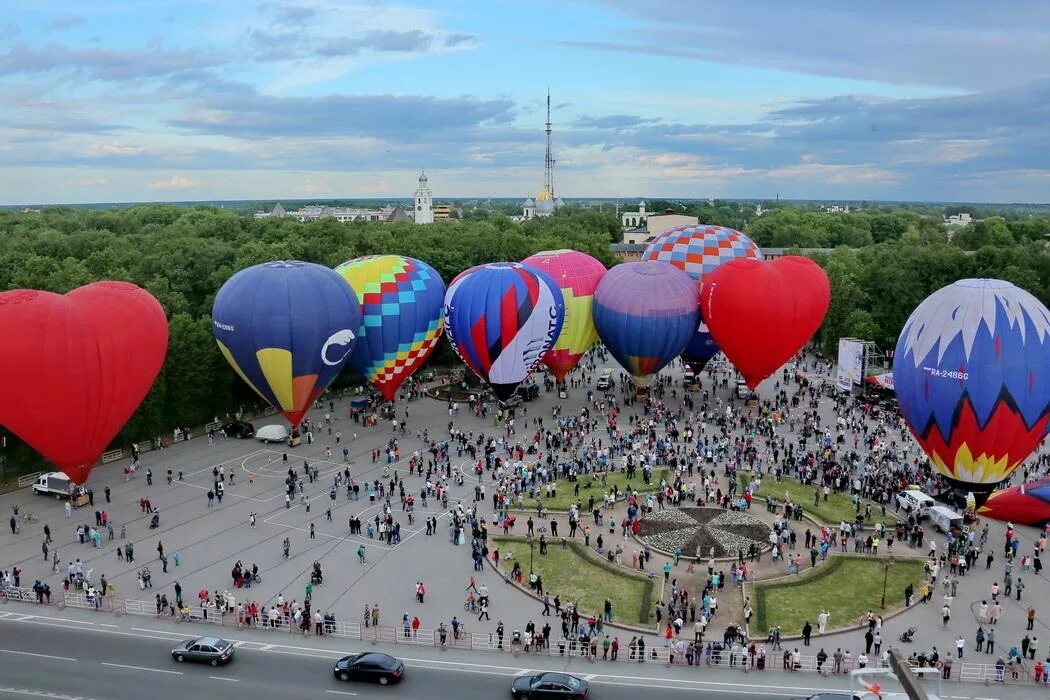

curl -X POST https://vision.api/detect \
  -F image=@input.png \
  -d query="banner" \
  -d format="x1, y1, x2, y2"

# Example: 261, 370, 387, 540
836, 339, 865, 391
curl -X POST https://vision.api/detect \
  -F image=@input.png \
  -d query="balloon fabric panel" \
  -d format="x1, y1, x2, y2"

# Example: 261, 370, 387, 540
522, 250, 606, 382
894, 279, 1050, 491
212, 261, 360, 427
0, 282, 168, 483
980, 477, 1050, 525
335, 255, 445, 401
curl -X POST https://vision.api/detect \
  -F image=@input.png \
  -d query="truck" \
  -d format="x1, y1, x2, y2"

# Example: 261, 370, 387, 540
31, 472, 74, 499
928, 504, 965, 534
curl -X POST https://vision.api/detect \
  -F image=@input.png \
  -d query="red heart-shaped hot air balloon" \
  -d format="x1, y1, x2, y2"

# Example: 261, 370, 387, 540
700, 256, 830, 389
0, 282, 169, 483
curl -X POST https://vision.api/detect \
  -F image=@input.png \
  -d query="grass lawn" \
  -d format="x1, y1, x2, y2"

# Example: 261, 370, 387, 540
736, 472, 898, 528
753, 556, 925, 635
531, 469, 669, 512
491, 536, 657, 625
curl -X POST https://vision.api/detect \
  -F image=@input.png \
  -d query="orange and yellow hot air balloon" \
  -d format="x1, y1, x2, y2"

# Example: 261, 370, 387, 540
522, 250, 606, 383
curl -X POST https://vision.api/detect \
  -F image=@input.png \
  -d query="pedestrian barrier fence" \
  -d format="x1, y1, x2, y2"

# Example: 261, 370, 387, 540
205, 421, 222, 434
135, 441, 154, 455
101, 449, 124, 464
0, 588, 1034, 686
17, 472, 42, 489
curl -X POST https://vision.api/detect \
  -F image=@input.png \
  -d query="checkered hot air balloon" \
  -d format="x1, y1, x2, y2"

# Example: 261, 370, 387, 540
642, 224, 763, 373
443, 263, 565, 402
335, 255, 446, 402
521, 250, 606, 383
895, 279, 1050, 504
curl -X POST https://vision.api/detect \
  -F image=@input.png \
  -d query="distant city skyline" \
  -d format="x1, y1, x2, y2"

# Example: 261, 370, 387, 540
1, 1, 1048, 205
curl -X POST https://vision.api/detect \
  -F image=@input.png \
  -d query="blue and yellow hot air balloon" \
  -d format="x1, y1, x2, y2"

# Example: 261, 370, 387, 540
212, 261, 361, 427
334, 255, 445, 401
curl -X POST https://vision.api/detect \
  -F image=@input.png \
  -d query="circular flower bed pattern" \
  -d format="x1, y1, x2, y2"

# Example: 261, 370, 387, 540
637, 507, 771, 558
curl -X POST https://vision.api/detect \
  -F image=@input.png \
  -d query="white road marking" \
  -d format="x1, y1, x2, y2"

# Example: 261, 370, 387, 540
514, 669, 532, 676
0, 649, 76, 662
324, 691, 358, 696
101, 662, 182, 675
209, 676, 239, 682
99, 623, 119, 629
0, 688, 92, 700
582, 673, 597, 680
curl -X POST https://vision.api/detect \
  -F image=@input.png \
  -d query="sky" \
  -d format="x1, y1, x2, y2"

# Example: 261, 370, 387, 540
2, 0, 1049, 204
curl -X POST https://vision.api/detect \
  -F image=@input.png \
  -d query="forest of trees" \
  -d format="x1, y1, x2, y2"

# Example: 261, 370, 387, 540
2, 201, 1050, 473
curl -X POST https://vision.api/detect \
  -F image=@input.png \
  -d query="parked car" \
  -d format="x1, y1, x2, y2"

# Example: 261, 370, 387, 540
596, 369, 613, 391
516, 384, 540, 401
896, 488, 935, 518
221, 420, 255, 439
171, 636, 235, 666
511, 672, 589, 699
255, 424, 290, 443
333, 652, 404, 685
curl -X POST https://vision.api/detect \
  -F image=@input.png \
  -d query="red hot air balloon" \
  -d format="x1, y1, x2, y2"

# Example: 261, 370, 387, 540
700, 256, 830, 389
0, 282, 169, 484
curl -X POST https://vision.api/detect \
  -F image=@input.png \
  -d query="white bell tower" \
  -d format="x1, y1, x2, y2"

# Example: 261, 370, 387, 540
414, 169, 433, 225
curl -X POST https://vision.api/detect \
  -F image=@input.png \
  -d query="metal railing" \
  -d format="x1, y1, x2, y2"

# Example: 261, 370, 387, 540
0, 590, 1034, 685
16, 472, 42, 489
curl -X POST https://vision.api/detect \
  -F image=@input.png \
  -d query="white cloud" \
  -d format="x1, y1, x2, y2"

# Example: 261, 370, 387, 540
148, 175, 196, 190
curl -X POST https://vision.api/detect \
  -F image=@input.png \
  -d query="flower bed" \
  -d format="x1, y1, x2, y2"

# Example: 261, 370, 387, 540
637, 507, 771, 558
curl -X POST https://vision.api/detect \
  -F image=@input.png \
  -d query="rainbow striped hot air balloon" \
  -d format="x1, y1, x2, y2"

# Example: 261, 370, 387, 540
642, 224, 763, 373
521, 250, 606, 383
335, 255, 445, 401
593, 262, 700, 387
212, 261, 361, 428
895, 279, 1050, 504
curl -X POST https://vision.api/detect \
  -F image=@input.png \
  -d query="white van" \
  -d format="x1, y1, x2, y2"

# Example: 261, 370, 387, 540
735, 379, 752, 399
596, 369, 613, 391
896, 489, 935, 518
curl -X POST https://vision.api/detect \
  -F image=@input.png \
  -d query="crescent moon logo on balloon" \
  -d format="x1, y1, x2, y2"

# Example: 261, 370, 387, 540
321, 329, 357, 366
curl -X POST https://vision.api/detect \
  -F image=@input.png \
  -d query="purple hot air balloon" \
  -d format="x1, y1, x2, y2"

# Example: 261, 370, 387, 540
592, 262, 699, 387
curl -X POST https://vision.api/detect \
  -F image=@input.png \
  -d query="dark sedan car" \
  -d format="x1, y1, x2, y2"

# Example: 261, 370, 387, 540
511, 672, 588, 699
171, 636, 235, 666
222, 421, 255, 439
333, 652, 404, 685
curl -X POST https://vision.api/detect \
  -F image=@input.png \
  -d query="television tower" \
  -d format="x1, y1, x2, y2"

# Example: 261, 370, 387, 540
544, 89, 555, 199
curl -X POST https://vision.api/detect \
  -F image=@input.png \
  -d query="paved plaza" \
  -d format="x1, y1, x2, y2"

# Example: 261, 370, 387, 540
1, 356, 1048, 680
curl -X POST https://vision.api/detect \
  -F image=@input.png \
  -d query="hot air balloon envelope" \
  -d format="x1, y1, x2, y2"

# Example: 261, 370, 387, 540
335, 255, 445, 401
592, 262, 699, 387
521, 250, 606, 382
0, 282, 168, 484
894, 279, 1050, 499
643, 224, 763, 370
212, 261, 361, 428
701, 256, 829, 389
443, 262, 564, 401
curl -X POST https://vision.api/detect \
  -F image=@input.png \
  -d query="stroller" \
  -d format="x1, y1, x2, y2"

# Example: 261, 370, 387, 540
310, 562, 323, 586
899, 626, 917, 643
149, 512, 160, 529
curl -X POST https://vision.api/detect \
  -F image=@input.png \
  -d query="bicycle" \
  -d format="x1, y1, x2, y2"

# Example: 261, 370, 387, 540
464, 596, 478, 612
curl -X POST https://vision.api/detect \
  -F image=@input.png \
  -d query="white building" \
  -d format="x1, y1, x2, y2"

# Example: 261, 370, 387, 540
621, 200, 649, 229
945, 212, 974, 226
414, 169, 434, 225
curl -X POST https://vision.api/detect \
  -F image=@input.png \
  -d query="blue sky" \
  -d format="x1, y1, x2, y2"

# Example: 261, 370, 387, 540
2, 0, 1049, 204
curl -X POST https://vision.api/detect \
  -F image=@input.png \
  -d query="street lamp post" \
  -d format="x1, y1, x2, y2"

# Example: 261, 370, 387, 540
880, 555, 895, 609
527, 533, 535, 576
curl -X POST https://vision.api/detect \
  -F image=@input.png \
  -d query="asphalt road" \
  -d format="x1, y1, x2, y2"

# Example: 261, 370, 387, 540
0, 620, 829, 700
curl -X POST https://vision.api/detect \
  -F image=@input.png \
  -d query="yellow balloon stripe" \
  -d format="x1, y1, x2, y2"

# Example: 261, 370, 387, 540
257, 347, 295, 411
216, 341, 270, 404
554, 290, 598, 354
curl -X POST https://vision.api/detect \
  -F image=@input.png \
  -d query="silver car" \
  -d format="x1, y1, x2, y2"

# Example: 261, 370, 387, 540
171, 636, 235, 666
